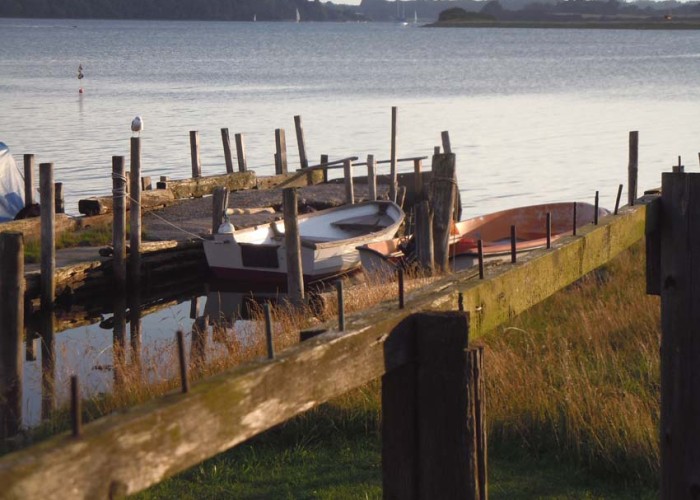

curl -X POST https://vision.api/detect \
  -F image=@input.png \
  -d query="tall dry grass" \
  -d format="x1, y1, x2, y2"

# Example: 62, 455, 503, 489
482, 240, 660, 481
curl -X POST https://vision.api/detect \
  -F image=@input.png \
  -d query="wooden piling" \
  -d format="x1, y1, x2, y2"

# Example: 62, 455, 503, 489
390, 106, 398, 203
235, 133, 248, 172
430, 154, 457, 273
0, 232, 24, 439
320, 154, 329, 184
657, 171, 700, 499
283, 188, 305, 306
130, 138, 142, 292
211, 187, 229, 235
468, 346, 488, 500
54, 182, 64, 214
414, 159, 424, 201
546, 212, 552, 249
367, 155, 377, 201
615, 184, 623, 215
594, 191, 599, 225
398, 268, 405, 309
382, 312, 476, 499
113, 294, 127, 388
264, 304, 275, 359
415, 200, 434, 273
23, 154, 34, 206
40, 309, 55, 419
336, 281, 345, 332
573, 202, 577, 236
40, 163, 55, 308
112, 156, 127, 292
510, 225, 517, 263
70, 375, 81, 438
221, 128, 234, 174
628, 131, 638, 206
441, 131, 452, 154
294, 115, 309, 170
176, 330, 189, 393
275, 128, 288, 175
141, 176, 152, 191
343, 159, 354, 204
477, 240, 484, 279
190, 130, 202, 178
434, 146, 441, 156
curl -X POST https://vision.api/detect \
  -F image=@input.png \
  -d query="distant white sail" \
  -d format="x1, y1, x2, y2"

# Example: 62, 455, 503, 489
253, 13, 256, 21
296, 8, 300, 22
414, 10, 418, 23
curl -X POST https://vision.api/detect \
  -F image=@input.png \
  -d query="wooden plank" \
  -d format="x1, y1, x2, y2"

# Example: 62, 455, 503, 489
659, 172, 700, 499
168, 172, 256, 199
78, 190, 176, 216
0, 203, 647, 498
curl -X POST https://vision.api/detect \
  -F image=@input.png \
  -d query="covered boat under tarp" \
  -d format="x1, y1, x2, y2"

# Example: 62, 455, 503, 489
0, 143, 25, 222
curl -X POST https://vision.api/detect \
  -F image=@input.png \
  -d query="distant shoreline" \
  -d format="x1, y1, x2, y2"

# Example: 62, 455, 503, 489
426, 20, 700, 30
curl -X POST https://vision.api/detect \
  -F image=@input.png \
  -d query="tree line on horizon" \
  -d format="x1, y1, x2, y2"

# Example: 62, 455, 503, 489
0, 0, 697, 22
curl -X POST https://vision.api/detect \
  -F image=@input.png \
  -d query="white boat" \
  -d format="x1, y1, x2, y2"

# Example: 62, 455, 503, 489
358, 201, 608, 276
204, 200, 405, 288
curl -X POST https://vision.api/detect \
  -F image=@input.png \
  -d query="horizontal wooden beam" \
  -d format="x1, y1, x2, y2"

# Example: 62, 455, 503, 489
168, 171, 256, 199
0, 203, 648, 498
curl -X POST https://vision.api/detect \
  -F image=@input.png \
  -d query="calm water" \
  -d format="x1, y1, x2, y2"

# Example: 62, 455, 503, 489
2, 18, 700, 217
3, 18, 700, 425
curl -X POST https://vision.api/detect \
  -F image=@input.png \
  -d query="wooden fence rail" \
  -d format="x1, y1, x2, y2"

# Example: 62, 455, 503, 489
0, 201, 648, 498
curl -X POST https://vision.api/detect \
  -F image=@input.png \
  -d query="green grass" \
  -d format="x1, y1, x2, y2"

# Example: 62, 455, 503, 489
24, 225, 123, 263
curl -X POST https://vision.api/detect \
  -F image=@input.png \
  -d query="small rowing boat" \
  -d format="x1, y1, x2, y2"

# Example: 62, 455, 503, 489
204, 200, 405, 288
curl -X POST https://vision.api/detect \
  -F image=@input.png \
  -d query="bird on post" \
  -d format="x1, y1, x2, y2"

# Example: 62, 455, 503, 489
131, 116, 144, 136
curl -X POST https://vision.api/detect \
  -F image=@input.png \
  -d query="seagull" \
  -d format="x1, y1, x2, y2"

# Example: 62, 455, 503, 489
131, 116, 143, 136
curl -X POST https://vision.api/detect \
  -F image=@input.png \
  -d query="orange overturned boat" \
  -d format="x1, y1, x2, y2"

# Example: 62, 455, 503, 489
358, 201, 609, 276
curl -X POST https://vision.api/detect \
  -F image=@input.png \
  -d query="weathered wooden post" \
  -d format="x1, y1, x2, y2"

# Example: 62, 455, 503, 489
141, 176, 152, 191
343, 159, 354, 204
468, 345, 487, 500
221, 128, 234, 174
40, 309, 55, 419
654, 171, 700, 499
54, 182, 64, 214
615, 184, 623, 215
176, 330, 189, 393
390, 106, 398, 203
510, 225, 517, 263
415, 200, 434, 274
113, 294, 127, 388
320, 154, 329, 184
40, 163, 55, 309
414, 158, 424, 201
130, 137, 142, 292
112, 156, 127, 292
0, 232, 24, 438
235, 133, 248, 172
430, 154, 456, 273
264, 303, 275, 360
294, 115, 309, 169
628, 131, 638, 206
190, 130, 202, 178
441, 131, 452, 154
275, 128, 288, 175
367, 154, 377, 201
382, 312, 479, 499
23, 154, 34, 206
283, 188, 305, 307
212, 187, 229, 235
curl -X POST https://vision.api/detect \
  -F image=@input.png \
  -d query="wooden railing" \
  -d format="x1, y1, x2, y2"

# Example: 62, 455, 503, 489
0, 202, 648, 499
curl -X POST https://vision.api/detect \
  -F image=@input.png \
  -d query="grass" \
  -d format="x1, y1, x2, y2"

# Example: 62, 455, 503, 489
5, 240, 660, 497
23, 225, 117, 263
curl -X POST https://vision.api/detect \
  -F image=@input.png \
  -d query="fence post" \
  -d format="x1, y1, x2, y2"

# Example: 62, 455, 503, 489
221, 128, 234, 174
275, 128, 287, 175
23, 154, 34, 206
628, 131, 638, 206
130, 137, 142, 292
40, 163, 55, 309
190, 130, 202, 178
413, 159, 424, 201
294, 115, 309, 169
112, 156, 127, 292
344, 159, 354, 204
415, 200, 434, 274
382, 312, 478, 499
657, 171, 700, 499
54, 182, 64, 214
0, 232, 24, 439
235, 133, 248, 172
367, 155, 377, 201
212, 187, 229, 235
430, 154, 456, 273
390, 106, 398, 203
283, 188, 305, 306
